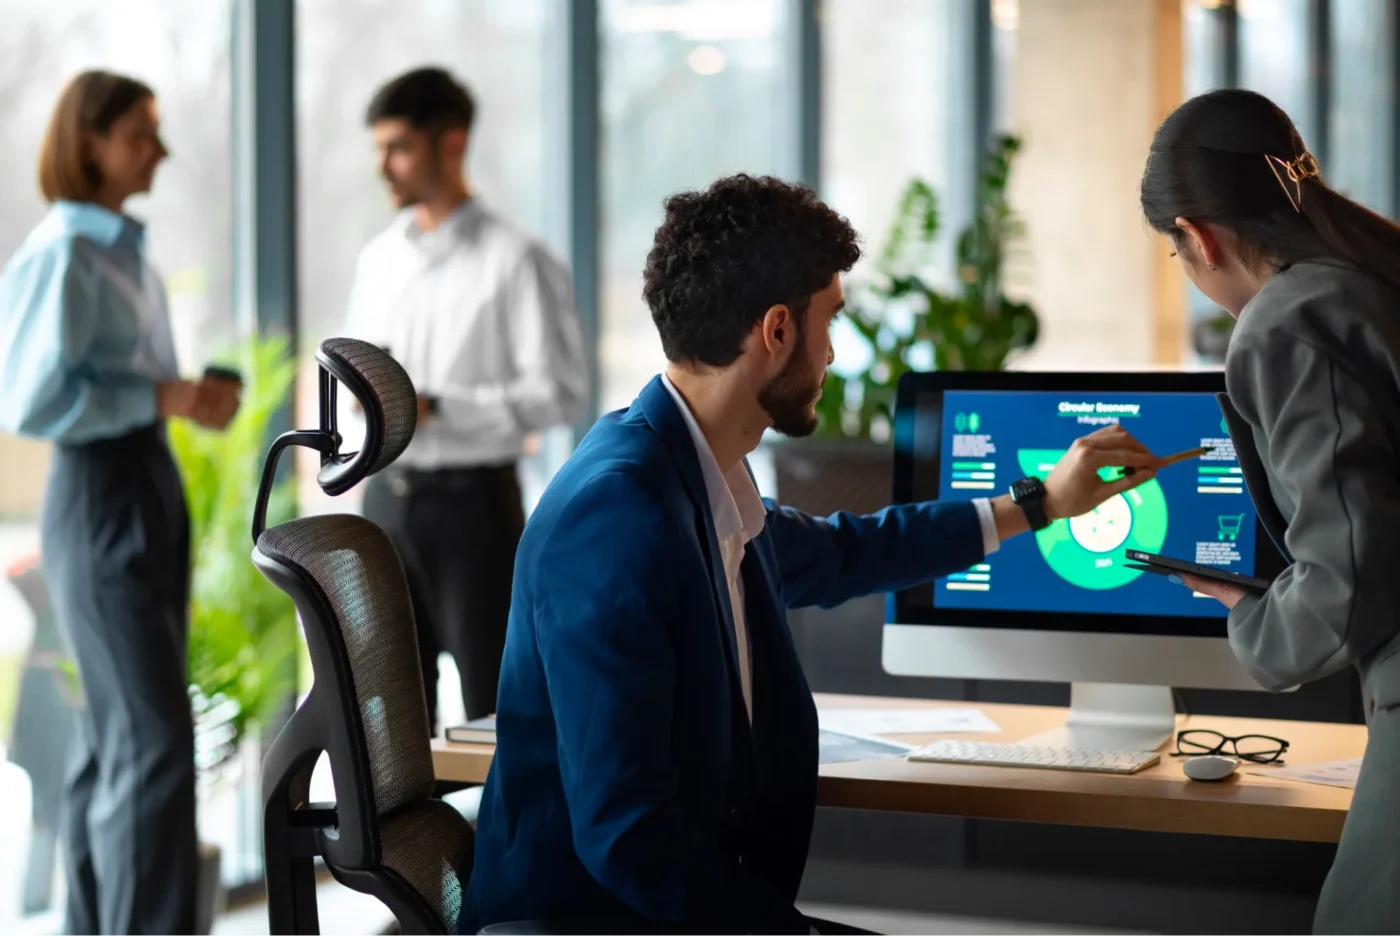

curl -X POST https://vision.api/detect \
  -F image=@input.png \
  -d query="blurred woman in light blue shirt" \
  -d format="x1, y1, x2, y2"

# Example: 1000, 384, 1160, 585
0, 70, 239, 935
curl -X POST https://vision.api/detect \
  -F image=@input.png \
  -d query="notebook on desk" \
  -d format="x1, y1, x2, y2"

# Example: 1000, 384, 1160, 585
444, 716, 496, 744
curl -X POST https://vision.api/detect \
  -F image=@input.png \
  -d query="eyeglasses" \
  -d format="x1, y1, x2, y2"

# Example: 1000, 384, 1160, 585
1172, 729, 1289, 764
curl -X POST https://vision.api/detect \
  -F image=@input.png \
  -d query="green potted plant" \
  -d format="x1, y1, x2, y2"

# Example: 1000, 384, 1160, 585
815, 134, 1037, 444
768, 137, 1038, 691
773, 135, 1039, 517
167, 334, 299, 933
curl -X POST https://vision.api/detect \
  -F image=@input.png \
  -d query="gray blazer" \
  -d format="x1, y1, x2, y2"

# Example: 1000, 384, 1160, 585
1224, 259, 1400, 718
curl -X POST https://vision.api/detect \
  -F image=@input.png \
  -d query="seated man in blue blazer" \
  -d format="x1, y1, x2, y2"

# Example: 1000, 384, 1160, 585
464, 175, 1163, 935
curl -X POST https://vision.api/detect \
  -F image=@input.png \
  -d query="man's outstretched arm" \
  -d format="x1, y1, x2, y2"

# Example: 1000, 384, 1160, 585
769, 425, 1163, 609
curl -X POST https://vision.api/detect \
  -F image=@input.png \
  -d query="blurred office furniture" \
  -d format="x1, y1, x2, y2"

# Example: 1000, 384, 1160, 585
5, 555, 78, 917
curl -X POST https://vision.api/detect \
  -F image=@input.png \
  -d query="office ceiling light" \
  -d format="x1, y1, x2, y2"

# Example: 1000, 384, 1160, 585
687, 44, 728, 75
991, 0, 1019, 32
1237, 0, 1278, 19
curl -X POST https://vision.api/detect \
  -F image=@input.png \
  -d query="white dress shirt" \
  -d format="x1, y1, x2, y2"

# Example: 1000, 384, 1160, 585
661, 374, 766, 722
659, 376, 1003, 724
972, 496, 999, 556
343, 199, 589, 469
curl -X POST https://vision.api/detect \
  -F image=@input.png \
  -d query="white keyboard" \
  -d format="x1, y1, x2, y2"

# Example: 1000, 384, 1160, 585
908, 739, 1160, 774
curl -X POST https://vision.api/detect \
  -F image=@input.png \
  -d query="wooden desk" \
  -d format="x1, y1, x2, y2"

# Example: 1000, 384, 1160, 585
431, 693, 1366, 844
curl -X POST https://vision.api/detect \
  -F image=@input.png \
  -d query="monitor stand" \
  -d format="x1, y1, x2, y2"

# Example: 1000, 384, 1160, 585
1018, 683, 1175, 752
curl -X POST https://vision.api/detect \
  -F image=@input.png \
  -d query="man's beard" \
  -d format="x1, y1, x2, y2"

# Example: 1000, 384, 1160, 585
388, 183, 420, 208
383, 171, 429, 208
758, 338, 823, 438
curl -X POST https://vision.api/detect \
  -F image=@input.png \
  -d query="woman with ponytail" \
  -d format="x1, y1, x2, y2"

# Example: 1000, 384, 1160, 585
1143, 88, 1400, 933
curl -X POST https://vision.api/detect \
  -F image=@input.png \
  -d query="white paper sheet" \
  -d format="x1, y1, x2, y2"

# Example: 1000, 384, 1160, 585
1259, 757, 1362, 790
818, 707, 1001, 737
818, 729, 914, 764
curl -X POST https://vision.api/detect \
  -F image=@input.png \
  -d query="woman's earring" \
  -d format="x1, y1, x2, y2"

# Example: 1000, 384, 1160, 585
1208, 263, 1218, 271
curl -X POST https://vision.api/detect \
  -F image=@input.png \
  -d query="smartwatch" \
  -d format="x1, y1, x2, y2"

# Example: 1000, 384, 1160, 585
1009, 476, 1051, 531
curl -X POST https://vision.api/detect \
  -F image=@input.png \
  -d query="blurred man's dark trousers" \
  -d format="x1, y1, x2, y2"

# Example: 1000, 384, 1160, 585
362, 462, 525, 727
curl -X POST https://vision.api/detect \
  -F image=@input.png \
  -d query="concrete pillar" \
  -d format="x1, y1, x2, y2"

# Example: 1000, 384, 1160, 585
1007, 0, 1172, 369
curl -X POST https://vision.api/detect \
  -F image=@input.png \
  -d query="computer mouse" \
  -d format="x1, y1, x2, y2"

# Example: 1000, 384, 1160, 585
1183, 754, 1239, 782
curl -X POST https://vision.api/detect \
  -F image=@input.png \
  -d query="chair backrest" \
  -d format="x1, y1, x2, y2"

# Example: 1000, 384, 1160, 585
256, 514, 436, 840
254, 339, 472, 933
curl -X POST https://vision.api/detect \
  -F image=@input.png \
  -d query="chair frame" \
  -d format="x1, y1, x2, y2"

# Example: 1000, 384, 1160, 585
254, 340, 453, 934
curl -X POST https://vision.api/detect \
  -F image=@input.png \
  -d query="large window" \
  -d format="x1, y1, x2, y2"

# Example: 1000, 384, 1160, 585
819, 0, 958, 381
598, 0, 793, 414
0, 0, 232, 926
821, 0, 956, 270
1181, 0, 1240, 363
1183, 0, 1233, 94
1238, 0, 1316, 146
991, 0, 1019, 133
1329, 0, 1394, 213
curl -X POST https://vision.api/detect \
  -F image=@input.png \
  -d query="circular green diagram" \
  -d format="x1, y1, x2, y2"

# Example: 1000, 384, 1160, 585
1015, 448, 1169, 590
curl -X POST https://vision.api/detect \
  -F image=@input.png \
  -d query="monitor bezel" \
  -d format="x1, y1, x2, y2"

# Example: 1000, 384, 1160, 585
890, 369, 1287, 639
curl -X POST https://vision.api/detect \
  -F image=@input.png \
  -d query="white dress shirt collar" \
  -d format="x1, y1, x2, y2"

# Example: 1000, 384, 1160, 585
660, 373, 766, 545
389, 197, 482, 254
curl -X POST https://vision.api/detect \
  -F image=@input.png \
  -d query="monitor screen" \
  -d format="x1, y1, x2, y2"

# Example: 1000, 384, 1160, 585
891, 372, 1285, 638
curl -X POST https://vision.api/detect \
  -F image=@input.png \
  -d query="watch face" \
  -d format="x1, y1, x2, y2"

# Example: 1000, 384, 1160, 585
1013, 478, 1040, 500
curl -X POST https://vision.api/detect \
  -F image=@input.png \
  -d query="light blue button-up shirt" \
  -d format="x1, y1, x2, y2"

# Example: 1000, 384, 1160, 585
0, 201, 179, 445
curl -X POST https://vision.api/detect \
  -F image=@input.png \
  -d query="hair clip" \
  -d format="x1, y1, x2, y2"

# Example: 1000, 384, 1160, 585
1265, 151, 1321, 212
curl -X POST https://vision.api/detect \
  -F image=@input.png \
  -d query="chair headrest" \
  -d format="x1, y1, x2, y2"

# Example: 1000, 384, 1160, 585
251, 338, 418, 541
316, 338, 417, 489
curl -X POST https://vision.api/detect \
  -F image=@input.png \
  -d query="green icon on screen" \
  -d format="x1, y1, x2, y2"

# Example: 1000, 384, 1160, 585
1218, 514, 1245, 542
954, 413, 967, 432
969, 412, 981, 433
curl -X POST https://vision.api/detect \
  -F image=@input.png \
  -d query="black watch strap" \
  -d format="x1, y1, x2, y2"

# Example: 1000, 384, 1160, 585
1009, 476, 1051, 531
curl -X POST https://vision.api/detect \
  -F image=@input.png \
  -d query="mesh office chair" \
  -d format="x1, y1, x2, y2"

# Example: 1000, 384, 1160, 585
254, 339, 591, 935
253, 338, 473, 935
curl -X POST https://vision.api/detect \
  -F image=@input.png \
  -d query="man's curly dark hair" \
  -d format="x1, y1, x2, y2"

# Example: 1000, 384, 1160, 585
643, 174, 861, 367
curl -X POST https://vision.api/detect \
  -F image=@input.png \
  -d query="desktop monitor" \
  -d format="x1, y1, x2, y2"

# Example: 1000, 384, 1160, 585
884, 371, 1288, 750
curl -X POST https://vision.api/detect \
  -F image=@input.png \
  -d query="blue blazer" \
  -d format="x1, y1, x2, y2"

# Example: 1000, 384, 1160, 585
464, 376, 985, 934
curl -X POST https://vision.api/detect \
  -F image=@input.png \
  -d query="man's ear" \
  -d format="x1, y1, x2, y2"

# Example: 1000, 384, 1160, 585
438, 127, 468, 163
758, 303, 795, 358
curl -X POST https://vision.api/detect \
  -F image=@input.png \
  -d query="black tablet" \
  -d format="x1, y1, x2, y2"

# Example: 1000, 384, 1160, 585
1124, 549, 1273, 594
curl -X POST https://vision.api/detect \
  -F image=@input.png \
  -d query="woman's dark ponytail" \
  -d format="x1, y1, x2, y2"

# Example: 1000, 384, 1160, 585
1299, 183, 1400, 294
1142, 88, 1400, 295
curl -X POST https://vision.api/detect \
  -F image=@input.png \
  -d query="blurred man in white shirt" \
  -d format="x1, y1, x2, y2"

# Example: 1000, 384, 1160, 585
345, 67, 588, 727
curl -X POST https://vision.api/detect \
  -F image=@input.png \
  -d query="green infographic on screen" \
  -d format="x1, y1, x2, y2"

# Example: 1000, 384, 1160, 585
1015, 449, 1169, 591
933, 390, 1257, 619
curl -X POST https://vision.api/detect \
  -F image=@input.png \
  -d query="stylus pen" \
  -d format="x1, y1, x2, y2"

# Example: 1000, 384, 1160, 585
1116, 445, 1214, 477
